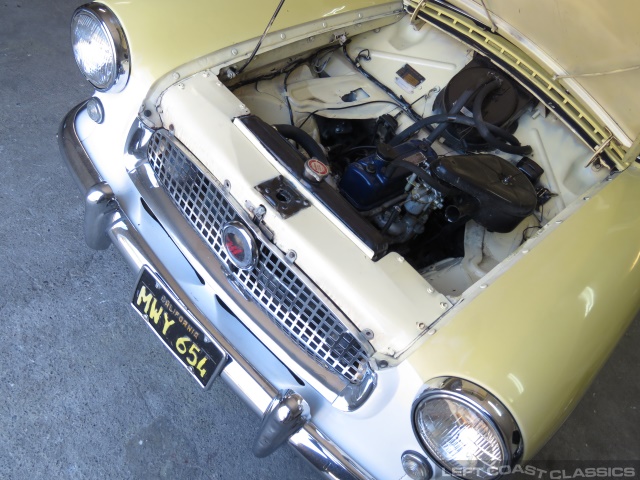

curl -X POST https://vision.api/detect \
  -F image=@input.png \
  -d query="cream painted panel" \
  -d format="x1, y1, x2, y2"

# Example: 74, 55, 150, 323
159, 74, 451, 357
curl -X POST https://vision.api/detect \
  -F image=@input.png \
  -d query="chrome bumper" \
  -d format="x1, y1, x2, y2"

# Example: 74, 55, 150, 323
58, 101, 375, 480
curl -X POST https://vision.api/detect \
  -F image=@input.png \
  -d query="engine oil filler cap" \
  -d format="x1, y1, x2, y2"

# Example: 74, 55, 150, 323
303, 158, 330, 183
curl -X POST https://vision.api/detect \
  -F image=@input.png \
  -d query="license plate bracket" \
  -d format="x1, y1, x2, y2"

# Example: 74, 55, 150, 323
131, 267, 227, 388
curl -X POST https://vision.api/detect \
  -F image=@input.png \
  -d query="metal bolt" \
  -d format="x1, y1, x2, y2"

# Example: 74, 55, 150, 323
255, 205, 267, 218
286, 250, 297, 263
216, 81, 222, 87
522, 249, 529, 254
280, 33, 286, 39
397, 256, 404, 263
378, 360, 389, 368
231, 48, 238, 56
308, 36, 315, 42
417, 322, 426, 330
427, 328, 436, 336
363, 328, 374, 340
177, 83, 185, 90
426, 287, 434, 294
555, 220, 563, 224
583, 196, 590, 201
239, 103, 246, 110
204, 337, 210, 343
172, 72, 180, 80
157, 107, 163, 114
480, 284, 488, 289
203, 71, 210, 78
322, 22, 327, 28
374, 28, 380, 33
439, 302, 448, 309
224, 179, 231, 190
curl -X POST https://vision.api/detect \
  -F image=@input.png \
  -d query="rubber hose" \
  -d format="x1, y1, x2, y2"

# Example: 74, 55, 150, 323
472, 80, 533, 155
273, 124, 327, 163
389, 114, 521, 148
423, 87, 477, 146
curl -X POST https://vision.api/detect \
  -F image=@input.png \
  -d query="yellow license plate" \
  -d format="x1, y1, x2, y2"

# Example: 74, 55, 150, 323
131, 267, 227, 388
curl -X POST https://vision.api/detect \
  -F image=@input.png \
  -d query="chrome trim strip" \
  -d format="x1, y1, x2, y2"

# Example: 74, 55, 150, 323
58, 101, 103, 194
58, 101, 117, 249
58, 104, 375, 480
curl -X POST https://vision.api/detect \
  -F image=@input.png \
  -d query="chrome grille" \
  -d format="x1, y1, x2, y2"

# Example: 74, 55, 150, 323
147, 130, 369, 384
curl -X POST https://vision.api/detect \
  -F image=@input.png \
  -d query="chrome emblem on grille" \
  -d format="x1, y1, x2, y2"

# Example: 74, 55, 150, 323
221, 222, 257, 271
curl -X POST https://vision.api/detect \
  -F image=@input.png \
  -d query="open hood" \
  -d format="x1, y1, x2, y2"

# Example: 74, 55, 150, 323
406, 0, 640, 161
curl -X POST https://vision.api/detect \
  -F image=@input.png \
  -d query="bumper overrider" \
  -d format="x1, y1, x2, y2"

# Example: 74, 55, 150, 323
58, 100, 376, 480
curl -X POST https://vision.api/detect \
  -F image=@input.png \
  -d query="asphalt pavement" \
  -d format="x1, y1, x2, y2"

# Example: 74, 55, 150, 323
0, 1, 638, 479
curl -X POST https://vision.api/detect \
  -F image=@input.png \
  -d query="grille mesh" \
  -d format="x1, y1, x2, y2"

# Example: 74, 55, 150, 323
147, 130, 368, 384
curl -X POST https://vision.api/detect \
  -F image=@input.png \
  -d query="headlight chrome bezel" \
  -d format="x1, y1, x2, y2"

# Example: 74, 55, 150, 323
412, 377, 524, 480
71, 3, 130, 92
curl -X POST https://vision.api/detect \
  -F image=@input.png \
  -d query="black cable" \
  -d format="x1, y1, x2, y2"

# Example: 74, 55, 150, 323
343, 46, 422, 122
228, 44, 341, 91
521, 225, 542, 244
283, 64, 302, 125
296, 100, 402, 129
234, 0, 286, 76
472, 79, 533, 155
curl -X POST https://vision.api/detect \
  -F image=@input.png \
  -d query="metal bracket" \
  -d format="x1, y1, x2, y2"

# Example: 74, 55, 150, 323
255, 176, 310, 219
585, 133, 613, 169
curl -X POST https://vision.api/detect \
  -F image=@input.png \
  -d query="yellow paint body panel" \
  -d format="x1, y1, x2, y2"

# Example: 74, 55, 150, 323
407, 164, 640, 459
101, 0, 400, 86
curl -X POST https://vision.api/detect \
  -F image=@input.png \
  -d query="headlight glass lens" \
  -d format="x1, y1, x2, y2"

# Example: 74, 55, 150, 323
71, 9, 116, 90
414, 394, 507, 480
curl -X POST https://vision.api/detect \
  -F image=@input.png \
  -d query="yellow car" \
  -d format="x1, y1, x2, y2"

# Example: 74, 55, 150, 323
59, 1, 640, 479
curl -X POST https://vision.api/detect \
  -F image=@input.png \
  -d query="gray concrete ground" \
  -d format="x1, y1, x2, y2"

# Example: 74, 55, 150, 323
0, 1, 638, 479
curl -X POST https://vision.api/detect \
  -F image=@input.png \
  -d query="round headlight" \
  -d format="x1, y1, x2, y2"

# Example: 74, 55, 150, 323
71, 4, 129, 92
413, 377, 523, 480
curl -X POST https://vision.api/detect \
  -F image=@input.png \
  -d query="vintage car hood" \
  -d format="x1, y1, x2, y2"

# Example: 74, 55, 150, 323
413, 0, 640, 150
103, 0, 402, 86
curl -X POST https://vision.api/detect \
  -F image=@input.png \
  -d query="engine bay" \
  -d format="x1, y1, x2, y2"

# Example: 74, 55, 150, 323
225, 14, 607, 297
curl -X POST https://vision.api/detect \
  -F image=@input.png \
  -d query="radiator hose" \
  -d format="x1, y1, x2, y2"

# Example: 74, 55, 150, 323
273, 124, 327, 163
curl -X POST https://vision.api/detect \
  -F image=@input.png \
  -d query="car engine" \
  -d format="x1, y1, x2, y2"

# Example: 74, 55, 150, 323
226, 21, 601, 291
